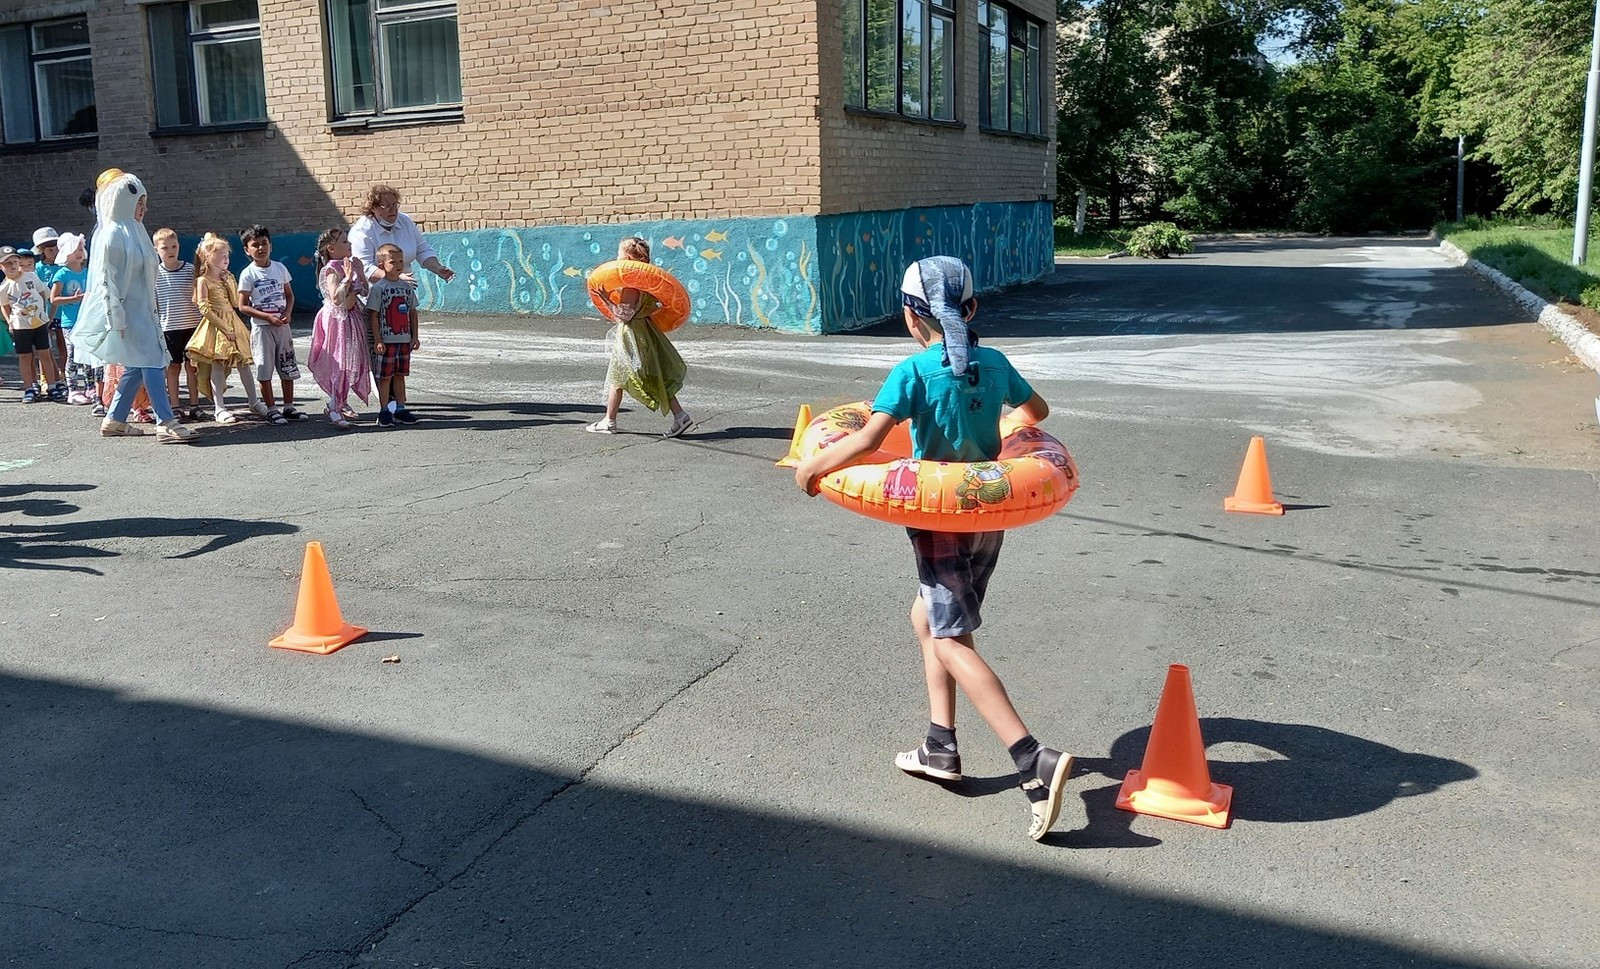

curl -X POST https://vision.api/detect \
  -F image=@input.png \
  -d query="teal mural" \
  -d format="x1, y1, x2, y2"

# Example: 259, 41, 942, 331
415, 217, 824, 332
287, 199, 1055, 333
815, 200, 1055, 331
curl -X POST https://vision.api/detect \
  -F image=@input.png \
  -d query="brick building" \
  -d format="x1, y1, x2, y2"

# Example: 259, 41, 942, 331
0, 0, 1055, 332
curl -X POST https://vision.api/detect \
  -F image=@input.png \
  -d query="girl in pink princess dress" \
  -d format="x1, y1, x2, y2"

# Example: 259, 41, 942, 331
307, 227, 372, 429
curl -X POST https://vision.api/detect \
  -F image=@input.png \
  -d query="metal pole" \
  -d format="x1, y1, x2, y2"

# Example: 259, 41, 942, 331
1456, 135, 1465, 222
1573, 0, 1600, 265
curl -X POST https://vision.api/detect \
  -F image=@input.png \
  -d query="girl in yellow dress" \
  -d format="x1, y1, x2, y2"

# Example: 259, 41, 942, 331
186, 233, 274, 424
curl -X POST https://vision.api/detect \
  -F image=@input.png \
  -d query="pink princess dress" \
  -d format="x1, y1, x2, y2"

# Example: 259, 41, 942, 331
307, 258, 372, 426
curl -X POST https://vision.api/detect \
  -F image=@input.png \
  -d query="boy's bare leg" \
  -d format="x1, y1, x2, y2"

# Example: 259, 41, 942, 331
280, 377, 294, 411
912, 597, 958, 728
392, 374, 406, 406
375, 376, 392, 410
913, 596, 1028, 747
166, 362, 182, 411
185, 362, 199, 406
17, 351, 35, 387
258, 379, 275, 408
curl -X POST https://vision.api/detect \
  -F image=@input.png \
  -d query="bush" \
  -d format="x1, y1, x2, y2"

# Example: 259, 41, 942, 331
1124, 222, 1194, 259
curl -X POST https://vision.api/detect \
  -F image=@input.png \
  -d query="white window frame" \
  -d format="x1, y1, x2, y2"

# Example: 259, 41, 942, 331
0, 14, 94, 145
147, 0, 267, 130
327, 0, 462, 120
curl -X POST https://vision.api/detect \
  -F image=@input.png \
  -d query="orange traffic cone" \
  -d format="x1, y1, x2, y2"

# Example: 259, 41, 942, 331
1224, 435, 1284, 515
775, 404, 812, 469
1115, 664, 1233, 828
269, 542, 367, 655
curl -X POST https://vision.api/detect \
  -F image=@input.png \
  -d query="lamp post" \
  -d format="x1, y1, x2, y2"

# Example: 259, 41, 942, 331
1573, 0, 1600, 265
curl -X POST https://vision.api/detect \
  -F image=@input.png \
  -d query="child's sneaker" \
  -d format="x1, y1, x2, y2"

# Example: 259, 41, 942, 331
22, 384, 39, 403
68, 390, 93, 405
664, 411, 693, 438
1021, 747, 1074, 842
394, 405, 418, 424
377, 409, 395, 428
895, 743, 962, 781
585, 417, 617, 434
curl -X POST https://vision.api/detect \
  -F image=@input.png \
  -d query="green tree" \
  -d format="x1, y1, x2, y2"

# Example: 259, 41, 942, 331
1055, 0, 1169, 227
1452, 0, 1592, 215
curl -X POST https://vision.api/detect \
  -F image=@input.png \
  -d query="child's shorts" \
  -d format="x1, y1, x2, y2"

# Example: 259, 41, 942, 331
164, 327, 197, 365
9, 327, 52, 354
371, 342, 412, 378
250, 323, 301, 381
907, 528, 1005, 639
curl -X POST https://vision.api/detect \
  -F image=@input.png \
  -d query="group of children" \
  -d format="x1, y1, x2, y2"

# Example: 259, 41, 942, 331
3, 221, 423, 430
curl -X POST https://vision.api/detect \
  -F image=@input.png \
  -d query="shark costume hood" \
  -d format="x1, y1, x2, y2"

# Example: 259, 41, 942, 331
70, 171, 166, 369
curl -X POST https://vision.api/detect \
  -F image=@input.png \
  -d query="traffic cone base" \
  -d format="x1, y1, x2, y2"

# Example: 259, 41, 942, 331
269, 622, 368, 655
775, 403, 812, 469
1224, 435, 1283, 515
1115, 663, 1233, 829
270, 541, 367, 655
1116, 771, 1233, 828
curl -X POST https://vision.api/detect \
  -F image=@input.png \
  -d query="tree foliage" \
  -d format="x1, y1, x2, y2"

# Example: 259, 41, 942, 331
1053, 0, 1558, 230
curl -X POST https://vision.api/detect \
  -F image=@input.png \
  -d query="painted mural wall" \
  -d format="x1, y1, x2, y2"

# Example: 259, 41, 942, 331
815, 200, 1056, 332
415, 217, 825, 333
220, 201, 1052, 333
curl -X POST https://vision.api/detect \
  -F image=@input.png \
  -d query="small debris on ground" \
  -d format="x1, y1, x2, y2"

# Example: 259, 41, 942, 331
381, 655, 401, 664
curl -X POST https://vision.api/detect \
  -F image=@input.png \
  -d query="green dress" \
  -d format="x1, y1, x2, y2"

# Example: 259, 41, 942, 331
605, 293, 686, 413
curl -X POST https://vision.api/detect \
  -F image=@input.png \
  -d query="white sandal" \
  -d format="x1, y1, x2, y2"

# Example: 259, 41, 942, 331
326, 406, 351, 429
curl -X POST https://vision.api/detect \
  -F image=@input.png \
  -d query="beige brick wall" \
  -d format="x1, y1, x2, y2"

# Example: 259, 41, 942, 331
0, 0, 824, 237
818, 0, 1055, 215
0, 1, 1052, 238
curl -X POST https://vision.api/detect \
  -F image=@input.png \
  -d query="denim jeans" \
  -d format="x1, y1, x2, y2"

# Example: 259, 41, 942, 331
107, 366, 176, 424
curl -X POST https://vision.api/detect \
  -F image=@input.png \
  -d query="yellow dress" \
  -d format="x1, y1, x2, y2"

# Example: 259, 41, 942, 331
185, 273, 254, 389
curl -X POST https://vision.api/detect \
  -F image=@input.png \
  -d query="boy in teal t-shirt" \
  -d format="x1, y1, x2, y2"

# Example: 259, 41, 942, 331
795, 256, 1071, 842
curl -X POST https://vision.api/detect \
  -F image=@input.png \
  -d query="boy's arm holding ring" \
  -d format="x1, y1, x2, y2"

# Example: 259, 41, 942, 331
794, 411, 899, 496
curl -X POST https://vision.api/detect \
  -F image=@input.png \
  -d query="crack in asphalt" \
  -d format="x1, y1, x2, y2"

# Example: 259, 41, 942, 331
0, 899, 266, 942
283, 640, 743, 969
350, 789, 444, 887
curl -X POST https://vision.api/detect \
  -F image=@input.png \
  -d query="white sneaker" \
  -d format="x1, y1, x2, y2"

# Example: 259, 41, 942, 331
585, 418, 618, 434
664, 412, 693, 438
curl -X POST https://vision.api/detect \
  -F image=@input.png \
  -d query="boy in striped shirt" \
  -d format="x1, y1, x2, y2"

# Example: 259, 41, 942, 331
154, 227, 204, 419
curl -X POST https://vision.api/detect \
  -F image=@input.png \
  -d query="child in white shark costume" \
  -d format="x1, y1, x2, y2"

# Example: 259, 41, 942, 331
70, 171, 195, 442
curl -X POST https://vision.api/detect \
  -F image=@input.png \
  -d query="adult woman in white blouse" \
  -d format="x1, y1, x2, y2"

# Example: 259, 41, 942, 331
347, 184, 456, 289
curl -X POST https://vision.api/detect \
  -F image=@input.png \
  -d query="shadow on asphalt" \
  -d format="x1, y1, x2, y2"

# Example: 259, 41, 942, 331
0, 672, 1491, 968
841, 256, 1529, 340
0, 498, 298, 574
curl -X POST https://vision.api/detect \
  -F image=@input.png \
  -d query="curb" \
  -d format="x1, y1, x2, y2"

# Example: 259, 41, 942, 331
1436, 239, 1600, 375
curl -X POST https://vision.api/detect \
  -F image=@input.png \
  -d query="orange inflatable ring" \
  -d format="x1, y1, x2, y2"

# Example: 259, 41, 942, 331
587, 259, 691, 333
779, 402, 1080, 532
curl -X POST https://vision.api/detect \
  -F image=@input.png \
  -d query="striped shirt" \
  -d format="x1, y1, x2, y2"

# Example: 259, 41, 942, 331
156, 260, 202, 331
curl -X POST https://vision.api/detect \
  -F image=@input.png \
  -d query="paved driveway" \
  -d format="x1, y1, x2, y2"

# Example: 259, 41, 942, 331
2, 238, 1596, 968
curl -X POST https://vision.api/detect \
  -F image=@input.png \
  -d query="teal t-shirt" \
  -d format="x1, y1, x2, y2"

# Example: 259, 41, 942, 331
52, 266, 87, 328
871, 342, 1035, 462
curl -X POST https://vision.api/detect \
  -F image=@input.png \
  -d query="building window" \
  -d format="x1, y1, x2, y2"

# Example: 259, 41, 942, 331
328, 0, 462, 118
843, 0, 955, 122
978, 1, 1044, 136
148, 0, 267, 129
0, 15, 95, 145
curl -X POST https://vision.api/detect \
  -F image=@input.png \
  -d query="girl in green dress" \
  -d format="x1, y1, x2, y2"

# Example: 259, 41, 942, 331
586, 237, 693, 437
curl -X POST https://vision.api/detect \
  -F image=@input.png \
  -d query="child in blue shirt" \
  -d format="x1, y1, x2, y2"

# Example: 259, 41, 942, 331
795, 256, 1070, 842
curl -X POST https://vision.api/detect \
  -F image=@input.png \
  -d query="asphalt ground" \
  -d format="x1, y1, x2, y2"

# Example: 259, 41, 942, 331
2, 238, 1597, 968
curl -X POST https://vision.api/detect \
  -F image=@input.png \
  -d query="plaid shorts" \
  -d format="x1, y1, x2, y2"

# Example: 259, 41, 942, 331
371, 341, 412, 378
907, 528, 1005, 638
